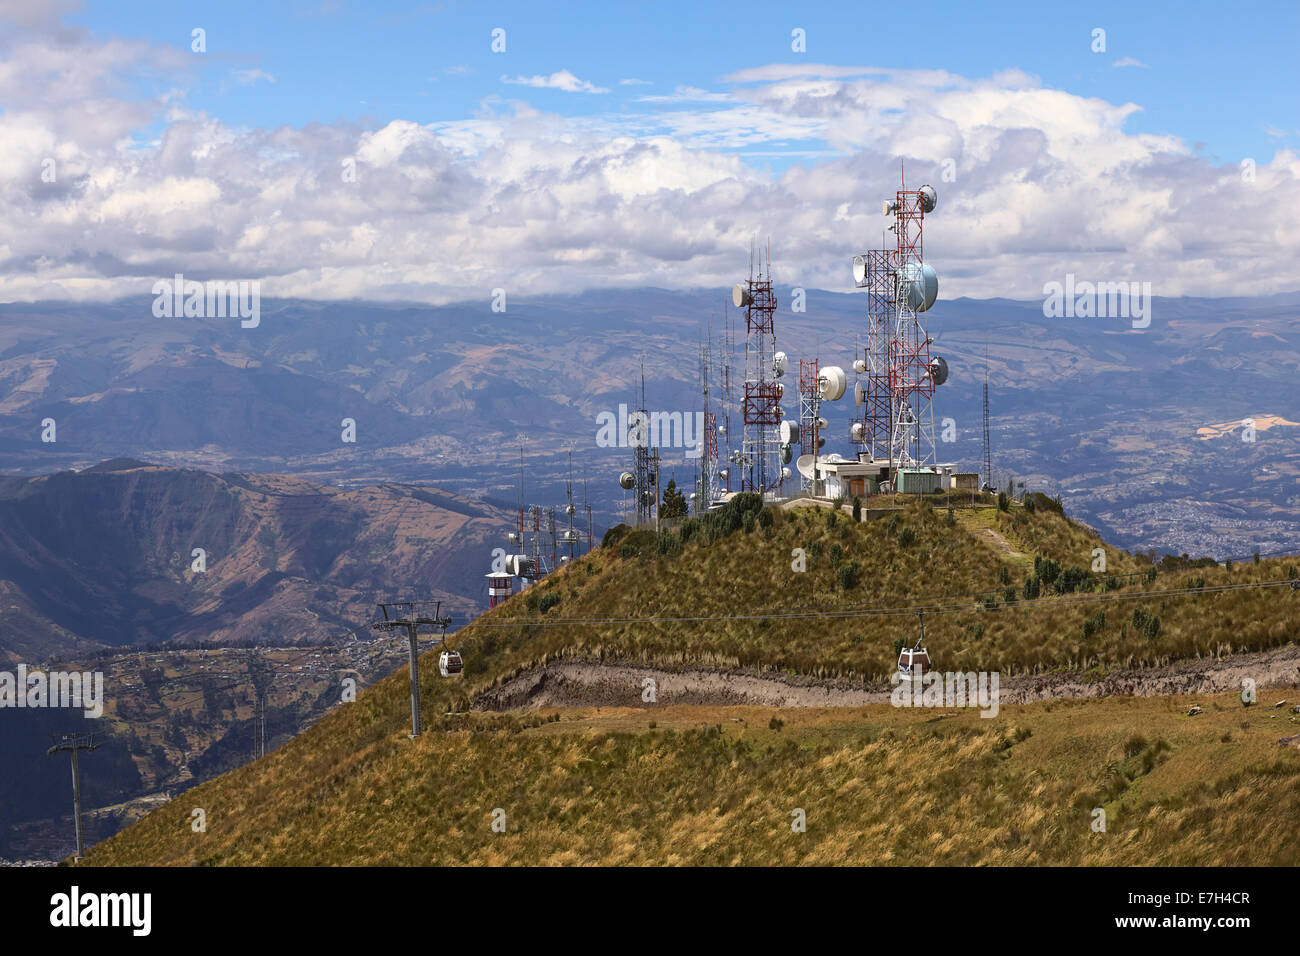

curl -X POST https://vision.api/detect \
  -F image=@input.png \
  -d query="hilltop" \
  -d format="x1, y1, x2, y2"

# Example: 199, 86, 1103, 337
84, 494, 1300, 865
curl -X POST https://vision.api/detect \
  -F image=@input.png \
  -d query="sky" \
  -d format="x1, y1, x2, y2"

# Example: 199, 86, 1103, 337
2, 0, 1298, 304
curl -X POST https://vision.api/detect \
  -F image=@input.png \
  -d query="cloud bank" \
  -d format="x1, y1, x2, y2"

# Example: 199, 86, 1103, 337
1, 18, 1297, 307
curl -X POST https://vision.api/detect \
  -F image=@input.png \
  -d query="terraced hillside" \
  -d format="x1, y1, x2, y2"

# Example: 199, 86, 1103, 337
85, 494, 1300, 866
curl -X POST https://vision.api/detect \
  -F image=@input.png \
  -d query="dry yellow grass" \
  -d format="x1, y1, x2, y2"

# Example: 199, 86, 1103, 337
84, 689, 1300, 866
80, 497, 1300, 866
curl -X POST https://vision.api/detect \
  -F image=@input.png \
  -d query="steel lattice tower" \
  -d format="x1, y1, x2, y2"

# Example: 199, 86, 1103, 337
887, 166, 937, 478
860, 248, 896, 460
738, 244, 780, 495
798, 358, 821, 493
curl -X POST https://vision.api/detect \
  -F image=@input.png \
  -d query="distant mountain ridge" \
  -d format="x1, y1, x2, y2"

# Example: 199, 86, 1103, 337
0, 460, 513, 660
0, 289, 1296, 559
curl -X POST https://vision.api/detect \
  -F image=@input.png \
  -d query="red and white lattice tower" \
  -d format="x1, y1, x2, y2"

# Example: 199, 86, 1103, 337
734, 244, 781, 496
854, 164, 943, 484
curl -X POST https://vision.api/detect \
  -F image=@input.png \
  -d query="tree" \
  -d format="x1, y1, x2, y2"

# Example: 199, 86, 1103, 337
661, 478, 688, 519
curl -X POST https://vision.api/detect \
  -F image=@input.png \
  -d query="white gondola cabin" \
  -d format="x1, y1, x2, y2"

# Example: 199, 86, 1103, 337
439, 650, 463, 678
896, 645, 931, 680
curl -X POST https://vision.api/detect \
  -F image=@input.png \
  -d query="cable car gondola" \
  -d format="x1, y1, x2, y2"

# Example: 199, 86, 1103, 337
897, 612, 932, 680
439, 649, 463, 678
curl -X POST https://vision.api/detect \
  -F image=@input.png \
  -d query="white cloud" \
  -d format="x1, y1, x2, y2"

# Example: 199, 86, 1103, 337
232, 68, 276, 85
0, 21, 1297, 307
619, 78, 651, 86
1113, 57, 1149, 68
500, 70, 609, 94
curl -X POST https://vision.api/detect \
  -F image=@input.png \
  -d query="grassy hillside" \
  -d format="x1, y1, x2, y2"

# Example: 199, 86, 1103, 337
83, 493, 1300, 866
456, 495, 1296, 691
86, 691, 1300, 866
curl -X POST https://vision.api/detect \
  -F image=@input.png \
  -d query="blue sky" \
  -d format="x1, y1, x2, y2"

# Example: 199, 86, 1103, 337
3, 0, 1297, 304
69, 0, 1300, 172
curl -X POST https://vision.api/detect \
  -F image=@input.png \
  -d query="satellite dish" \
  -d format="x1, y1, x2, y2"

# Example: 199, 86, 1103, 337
817, 436, 825, 448
619, 471, 635, 490
852, 255, 869, 286
898, 262, 938, 313
779, 420, 799, 444
854, 381, 865, 407
817, 417, 828, 430
508, 532, 520, 545
775, 382, 785, 398
780, 443, 793, 464
719, 468, 728, 478
796, 454, 817, 480
818, 365, 847, 401
717, 424, 725, 434
850, 421, 866, 442
773, 351, 788, 377
882, 199, 896, 215
781, 467, 792, 480
929, 355, 949, 387
919, 184, 937, 213
853, 359, 867, 374
689, 492, 697, 500
732, 284, 752, 308
565, 503, 576, 516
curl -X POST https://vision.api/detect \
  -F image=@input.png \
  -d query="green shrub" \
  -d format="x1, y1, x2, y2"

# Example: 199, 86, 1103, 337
656, 533, 682, 556
898, 527, 916, 548
538, 592, 561, 614
601, 524, 630, 549
852, 497, 862, 521
838, 562, 859, 590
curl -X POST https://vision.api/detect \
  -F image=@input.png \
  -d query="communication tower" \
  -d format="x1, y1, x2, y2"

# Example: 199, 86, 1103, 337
619, 368, 659, 526
851, 164, 948, 488
733, 242, 782, 496
797, 359, 823, 493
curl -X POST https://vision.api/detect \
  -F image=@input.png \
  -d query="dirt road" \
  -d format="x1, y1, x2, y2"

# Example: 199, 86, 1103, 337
473, 643, 1300, 711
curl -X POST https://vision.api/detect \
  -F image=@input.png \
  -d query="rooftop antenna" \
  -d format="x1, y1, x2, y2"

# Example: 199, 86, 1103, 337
47, 732, 99, 861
